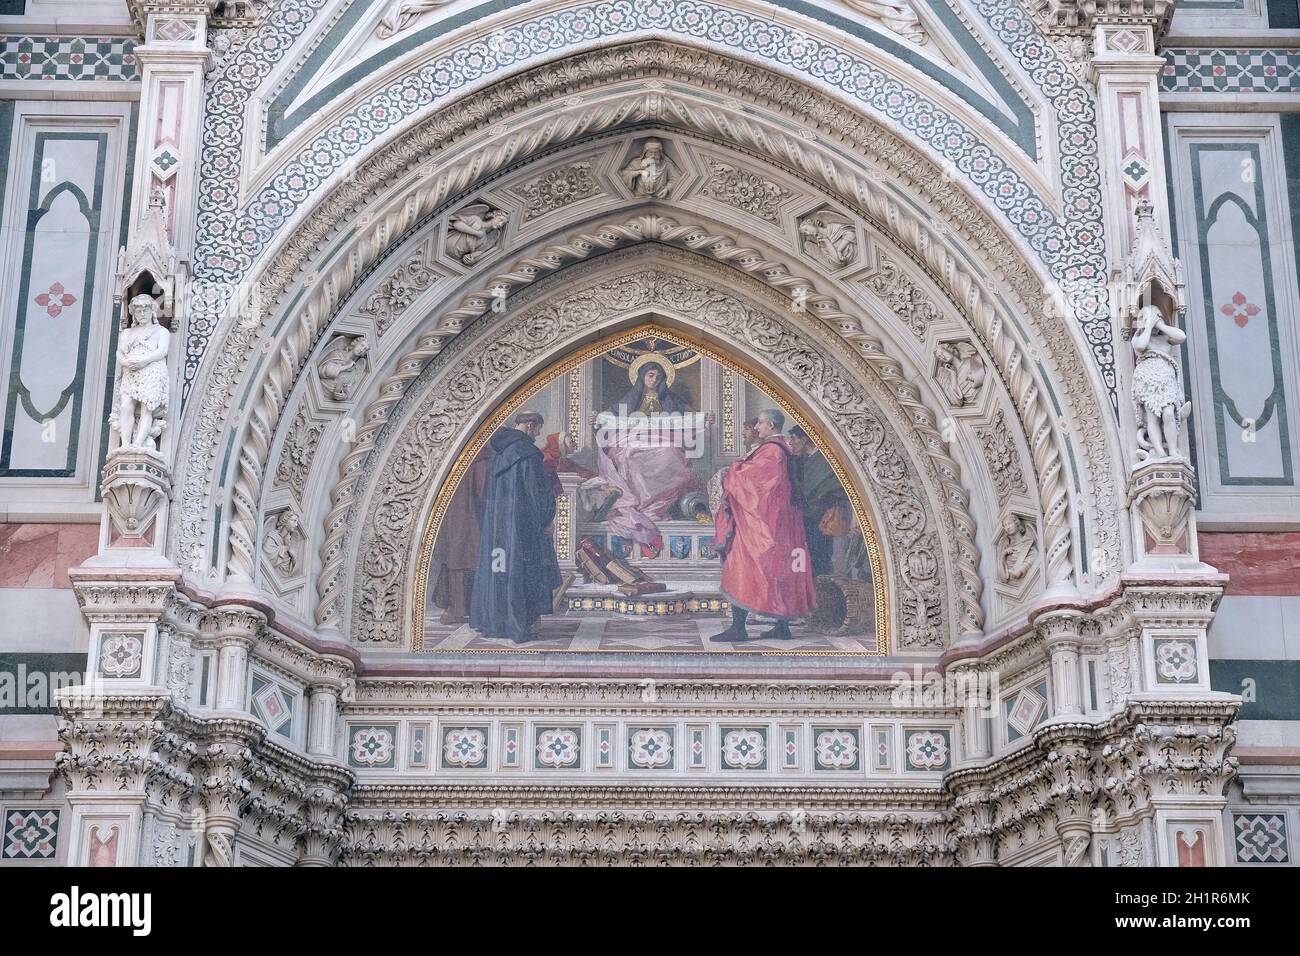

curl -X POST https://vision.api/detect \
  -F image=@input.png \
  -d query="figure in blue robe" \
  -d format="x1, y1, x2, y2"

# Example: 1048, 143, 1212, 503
469, 412, 563, 643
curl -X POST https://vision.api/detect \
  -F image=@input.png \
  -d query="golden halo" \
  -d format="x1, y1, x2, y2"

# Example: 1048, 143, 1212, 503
628, 352, 676, 387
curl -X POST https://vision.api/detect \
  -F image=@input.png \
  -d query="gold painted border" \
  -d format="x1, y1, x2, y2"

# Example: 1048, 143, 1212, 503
411, 324, 889, 654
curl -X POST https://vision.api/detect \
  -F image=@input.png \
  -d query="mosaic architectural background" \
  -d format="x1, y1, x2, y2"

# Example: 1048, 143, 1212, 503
0, 0, 1296, 867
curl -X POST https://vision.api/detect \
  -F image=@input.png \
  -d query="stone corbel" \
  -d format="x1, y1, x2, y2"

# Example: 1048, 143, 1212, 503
299, 771, 354, 867
947, 770, 998, 866
199, 734, 254, 867
1041, 733, 1097, 866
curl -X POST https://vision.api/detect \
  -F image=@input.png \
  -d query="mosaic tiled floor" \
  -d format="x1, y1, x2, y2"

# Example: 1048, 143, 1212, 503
422, 613, 880, 654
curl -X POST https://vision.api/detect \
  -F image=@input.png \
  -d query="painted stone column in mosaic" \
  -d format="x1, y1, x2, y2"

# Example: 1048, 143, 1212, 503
1091, 23, 1170, 261
127, 3, 211, 259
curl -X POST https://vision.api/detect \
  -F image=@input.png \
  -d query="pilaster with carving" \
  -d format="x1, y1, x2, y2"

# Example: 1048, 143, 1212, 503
101, 1, 212, 552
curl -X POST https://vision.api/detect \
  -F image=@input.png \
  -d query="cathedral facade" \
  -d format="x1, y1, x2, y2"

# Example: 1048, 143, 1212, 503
0, 0, 1297, 867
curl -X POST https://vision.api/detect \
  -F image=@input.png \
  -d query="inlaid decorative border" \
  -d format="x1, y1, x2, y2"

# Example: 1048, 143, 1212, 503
1161, 48, 1300, 94
0, 36, 138, 82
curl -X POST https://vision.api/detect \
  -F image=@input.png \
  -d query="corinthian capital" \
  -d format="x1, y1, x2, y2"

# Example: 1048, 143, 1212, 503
1035, 0, 1176, 39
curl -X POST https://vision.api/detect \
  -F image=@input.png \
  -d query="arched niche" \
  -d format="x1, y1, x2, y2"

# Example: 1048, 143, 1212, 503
414, 320, 890, 655
346, 249, 955, 656
176, 40, 1123, 608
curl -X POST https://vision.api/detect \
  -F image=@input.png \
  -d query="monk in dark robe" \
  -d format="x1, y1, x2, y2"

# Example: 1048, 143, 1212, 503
710, 408, 816, 642
469, 411, 563, 643
788, 425, 848, 578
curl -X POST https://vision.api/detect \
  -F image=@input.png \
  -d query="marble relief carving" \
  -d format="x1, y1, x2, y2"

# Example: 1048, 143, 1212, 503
798, 208, 858, 270
264, 509, 305, 578
933, 341, 987, 408
699, 159, 791, 224
274, 405, 323, 505
358, 246, 440, 338
978, 409, 1028, 498
842, 0, 928, 45
996, 513, 1038, 584
317, 336, 370, 402
515, 163, 601, 221
620, 139, 676, 198
863, 255, 942, 340
445, 203, 509, 266
374, 0, 452, 39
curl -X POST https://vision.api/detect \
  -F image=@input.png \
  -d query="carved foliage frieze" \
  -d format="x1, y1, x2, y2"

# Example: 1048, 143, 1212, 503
274, 405, 324, 505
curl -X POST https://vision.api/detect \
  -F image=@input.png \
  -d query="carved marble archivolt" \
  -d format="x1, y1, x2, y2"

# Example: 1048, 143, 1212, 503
307, 213, 994, 647
175, 43, 1121, 635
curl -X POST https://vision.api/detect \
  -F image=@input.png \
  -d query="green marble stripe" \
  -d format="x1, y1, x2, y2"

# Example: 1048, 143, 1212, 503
95, 103, 139, 502
1268, 0, 1300, 28
1162, 114, 1203, 502
1210, 659, 1300, 721
0, 100, 12, 259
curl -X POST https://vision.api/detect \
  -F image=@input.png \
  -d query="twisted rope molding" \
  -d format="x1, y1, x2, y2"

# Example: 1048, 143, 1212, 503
311, 216, 988, 642
220, 126, 1080, 602
176, 46, 1116, 588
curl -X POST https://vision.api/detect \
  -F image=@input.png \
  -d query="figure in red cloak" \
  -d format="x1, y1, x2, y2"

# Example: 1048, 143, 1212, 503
710, 408, 816, 641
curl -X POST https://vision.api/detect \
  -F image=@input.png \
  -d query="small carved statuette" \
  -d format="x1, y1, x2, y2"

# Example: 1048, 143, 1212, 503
264, 510, 305, 577
1131, 304, 1190, 461
318, 335, 369, 401
934, 341, 987, 407
112, 293, 170, 451
620, 139, 676, 199
375, 0, 452, 39
841, 0, 927, 44
446, 203, 509, 266
798, 209, 858, 269
996, 513, 1038, 583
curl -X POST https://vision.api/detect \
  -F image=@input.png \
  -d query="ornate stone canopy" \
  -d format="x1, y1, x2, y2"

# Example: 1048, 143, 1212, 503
48, 1, 1241, 868
172, 43, 1126, 657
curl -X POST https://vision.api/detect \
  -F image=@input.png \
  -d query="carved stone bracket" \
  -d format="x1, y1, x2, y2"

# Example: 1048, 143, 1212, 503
102, 449, 173, 544
1127, 461, 1208, 571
